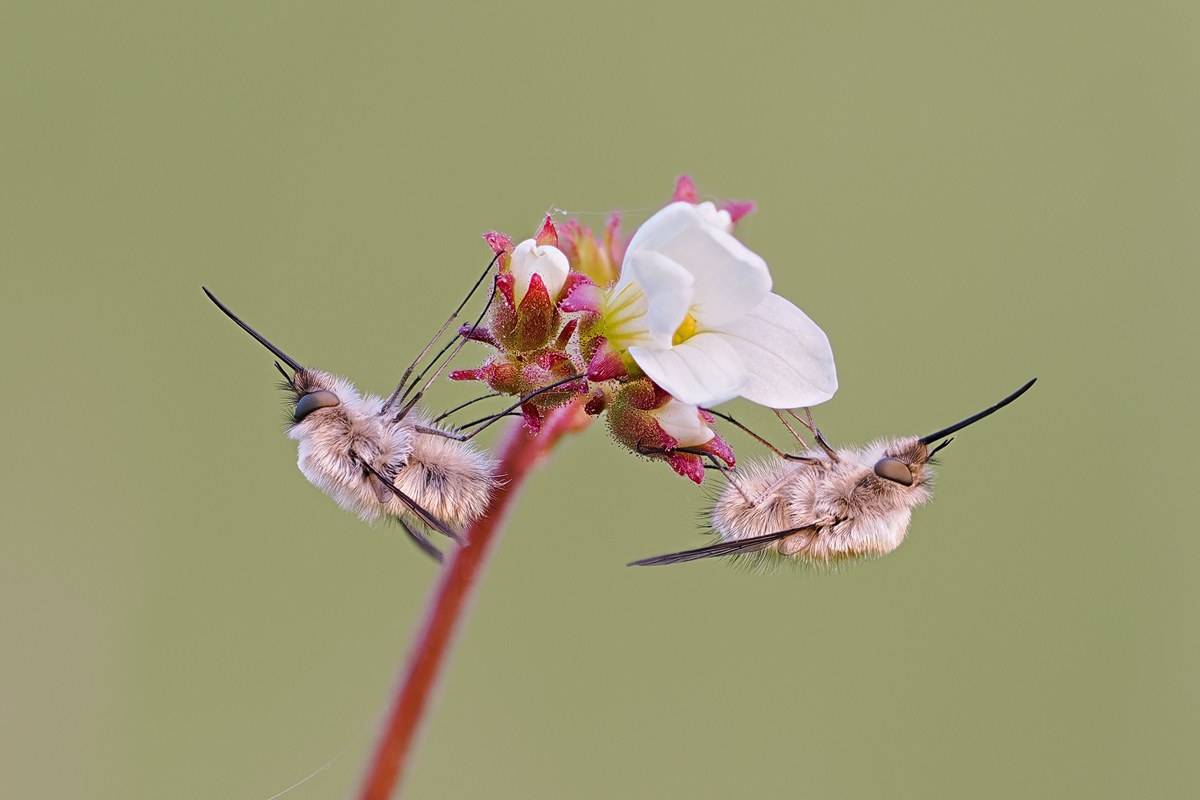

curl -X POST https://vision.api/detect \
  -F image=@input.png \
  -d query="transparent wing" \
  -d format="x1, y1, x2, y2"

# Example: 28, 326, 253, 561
627, 525, 818, 567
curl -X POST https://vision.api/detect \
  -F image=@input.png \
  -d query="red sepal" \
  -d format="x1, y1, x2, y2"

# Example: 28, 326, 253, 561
673, 175, 698, 204
586, 337, 627, 382
483, 231, 514, 255
457, 323, 496, 346
719, 200, 756, 224
553, 318, 578, 351
665, 452, 705, 484
483, 231, 515, 271
698, 431, 736, 467
559, 274, 603, 314
534, 215, 558, 248
521, 402, 544, 434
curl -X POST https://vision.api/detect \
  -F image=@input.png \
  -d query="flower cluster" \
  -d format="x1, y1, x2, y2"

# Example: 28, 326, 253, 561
451, 177, 838, 483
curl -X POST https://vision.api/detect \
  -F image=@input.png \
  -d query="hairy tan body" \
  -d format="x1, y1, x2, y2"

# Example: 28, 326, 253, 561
711, 437, 933, 564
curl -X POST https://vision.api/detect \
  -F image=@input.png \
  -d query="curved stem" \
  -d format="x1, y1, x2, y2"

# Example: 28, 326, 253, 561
356, 399, 592, 800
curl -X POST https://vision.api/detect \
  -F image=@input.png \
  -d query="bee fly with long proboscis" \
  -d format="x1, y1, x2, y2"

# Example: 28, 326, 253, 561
629, 379, 1036, 568
204, 257, 584, 562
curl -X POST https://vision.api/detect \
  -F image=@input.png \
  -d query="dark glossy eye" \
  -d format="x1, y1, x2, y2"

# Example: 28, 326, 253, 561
873, 457, 914, 486
295, 390, 340, 422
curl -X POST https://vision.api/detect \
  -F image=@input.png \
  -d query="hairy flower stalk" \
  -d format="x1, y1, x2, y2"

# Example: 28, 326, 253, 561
356, 400, 592, 800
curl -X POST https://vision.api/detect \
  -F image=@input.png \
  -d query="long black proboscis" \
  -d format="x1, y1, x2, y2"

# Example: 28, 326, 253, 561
918, 378, 1037, 445
203, 287, 304, 372
628, 526, 819, 567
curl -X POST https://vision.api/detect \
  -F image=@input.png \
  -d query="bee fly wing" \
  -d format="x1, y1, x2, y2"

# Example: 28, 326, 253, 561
627, 526, 820, 567
359, 460, 466, 546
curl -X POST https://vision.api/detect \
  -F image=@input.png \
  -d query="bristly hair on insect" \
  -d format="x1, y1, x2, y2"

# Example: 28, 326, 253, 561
629, 379, 1036, 567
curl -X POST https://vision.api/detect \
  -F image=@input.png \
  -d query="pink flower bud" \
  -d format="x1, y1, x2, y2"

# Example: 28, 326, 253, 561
605, 378, 733, 484
488, 270, 561, 353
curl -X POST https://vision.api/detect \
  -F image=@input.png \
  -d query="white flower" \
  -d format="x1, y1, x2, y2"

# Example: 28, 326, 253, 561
509, 239, 569, 306
647, 399, 715, 447
604, 202, 837, 408
694, 201, 734, 233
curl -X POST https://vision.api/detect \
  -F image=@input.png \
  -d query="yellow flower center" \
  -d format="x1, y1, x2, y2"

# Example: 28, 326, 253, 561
672, 313, 698, 346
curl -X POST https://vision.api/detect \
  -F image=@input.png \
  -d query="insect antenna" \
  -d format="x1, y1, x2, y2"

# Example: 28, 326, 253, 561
202, 288, 304, 372
392, 277, 499, 422
417, 374, 588, 441
381, 252, 500, 414
628, 525, 820, 566
918, 378, 1037, 445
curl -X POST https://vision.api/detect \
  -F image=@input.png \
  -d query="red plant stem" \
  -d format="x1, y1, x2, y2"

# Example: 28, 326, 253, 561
356, 400, 592, 800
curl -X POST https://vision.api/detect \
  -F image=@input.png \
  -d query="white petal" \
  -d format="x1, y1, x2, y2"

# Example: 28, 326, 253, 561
622, 202, 703, 258
710, 293, 838, 408
622, 202, 770, 329
648, 400, 715, 447
510, 240, 569, 306
625, 250, 695, 347
629, 333, 750, 407
695, 201, 734, 233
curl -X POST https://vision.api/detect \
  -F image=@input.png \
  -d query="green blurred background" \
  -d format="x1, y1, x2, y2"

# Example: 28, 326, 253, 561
2, 2, 1196, 798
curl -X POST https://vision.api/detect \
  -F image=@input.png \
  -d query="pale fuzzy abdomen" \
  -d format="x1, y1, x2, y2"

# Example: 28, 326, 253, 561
391, 415, 495, 527
711, 459, 820, 541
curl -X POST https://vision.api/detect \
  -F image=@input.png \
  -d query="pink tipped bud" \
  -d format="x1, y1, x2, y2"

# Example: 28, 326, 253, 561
488, 270, 561, 353
605, 378, 730, 483
559, 222, 617, 286
604, 213, 626, 271
673, 175, 698, 204
449, 368, 483, 382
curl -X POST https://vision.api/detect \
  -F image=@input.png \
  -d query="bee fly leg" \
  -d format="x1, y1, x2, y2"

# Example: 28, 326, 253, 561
780, 408, 837, 460
703, 409, 795, 459
417, 373, 588, 442
396, 518, 445, 564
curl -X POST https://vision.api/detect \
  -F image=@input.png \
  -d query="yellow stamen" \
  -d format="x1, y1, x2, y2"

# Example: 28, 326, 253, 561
672, 313, 698, 346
